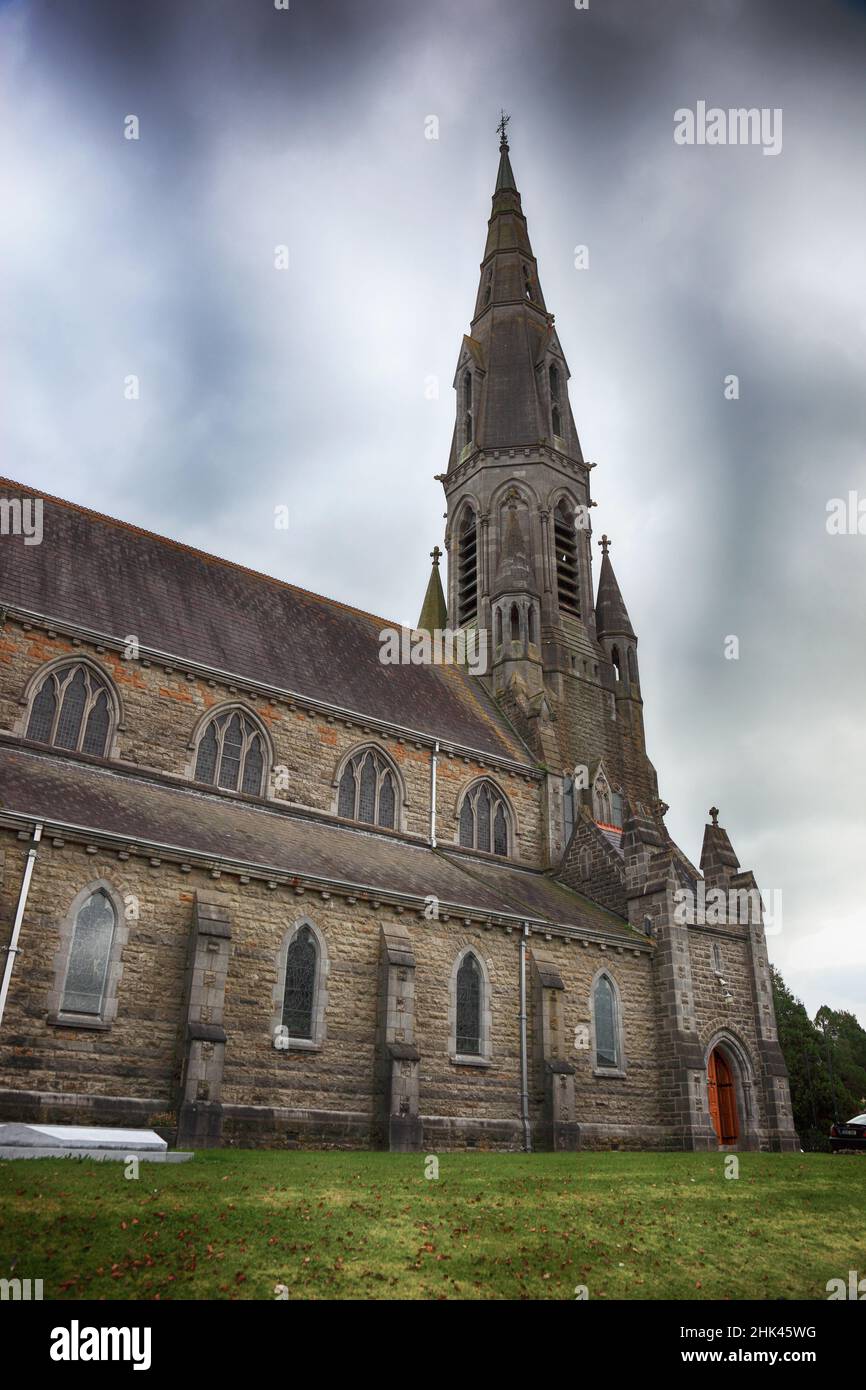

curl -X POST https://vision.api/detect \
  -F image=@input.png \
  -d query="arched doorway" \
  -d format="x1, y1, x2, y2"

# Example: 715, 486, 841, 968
707, 1046, 739, 1145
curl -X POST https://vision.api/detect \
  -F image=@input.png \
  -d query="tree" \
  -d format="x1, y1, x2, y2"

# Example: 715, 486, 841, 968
772, 967, 866, 1150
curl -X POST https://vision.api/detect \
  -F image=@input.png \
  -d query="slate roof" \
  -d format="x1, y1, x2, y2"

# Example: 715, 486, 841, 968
0, 478, 531, 764
0, 744, 636, 940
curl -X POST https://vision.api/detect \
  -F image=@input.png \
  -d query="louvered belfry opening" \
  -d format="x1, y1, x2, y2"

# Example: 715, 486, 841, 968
457, 508, 478, 626
554, 500, 580, 616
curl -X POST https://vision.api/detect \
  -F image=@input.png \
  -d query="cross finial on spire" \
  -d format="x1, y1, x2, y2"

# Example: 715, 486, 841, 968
497, 109, 511, 149
430, 545, 442, 567
709, 806, 719, 826
598, 534, 611, 557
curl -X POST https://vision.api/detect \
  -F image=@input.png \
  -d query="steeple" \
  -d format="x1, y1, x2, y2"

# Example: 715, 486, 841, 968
446, 121, 583, 466
595, 537, 635, 639
417, 546, 447, 632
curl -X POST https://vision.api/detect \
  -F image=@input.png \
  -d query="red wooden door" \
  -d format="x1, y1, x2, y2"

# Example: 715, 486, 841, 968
708, 1048, 739, 1144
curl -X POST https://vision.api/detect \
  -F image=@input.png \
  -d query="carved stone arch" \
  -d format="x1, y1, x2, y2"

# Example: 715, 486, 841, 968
702, 1025, 760, 1147
452, 774, 517, 855
331, 741, 407, 831
18, 654, 123, 759
489, 477, 540, 514
186, 701, 274, 797
588, 966, 627, 1077
47, 878, 131, 1027
271, 915, 330, 1050
449, 491, 482, 536
590, 759, 614, 825
448, 944, 493, 1063
546, 484, 580, 515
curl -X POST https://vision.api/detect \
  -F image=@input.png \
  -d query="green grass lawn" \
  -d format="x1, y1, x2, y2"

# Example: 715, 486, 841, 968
1, 1149, 863, 1301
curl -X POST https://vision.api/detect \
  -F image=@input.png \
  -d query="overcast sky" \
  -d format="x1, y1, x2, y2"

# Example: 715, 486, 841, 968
2, 0, 864, 1022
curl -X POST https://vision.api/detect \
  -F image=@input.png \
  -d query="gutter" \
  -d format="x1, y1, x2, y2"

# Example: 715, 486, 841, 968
0, 821, 43, 1028
518, 922, 532, 1152
430, 740, 439, 847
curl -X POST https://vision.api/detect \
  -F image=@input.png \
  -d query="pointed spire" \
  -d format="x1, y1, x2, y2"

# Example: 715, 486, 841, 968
595, 536, 635, 638
495, 109, 517, 192
417, 545, 447, 632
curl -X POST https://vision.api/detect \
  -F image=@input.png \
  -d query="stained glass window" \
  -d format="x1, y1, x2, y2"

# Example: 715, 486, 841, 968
62, 890, 116, 1015
195, 710, 266, 795
594, 975, 619, 1068
359, 753, 377, 823
477, 786, 491, 852
459, 797, 474, 847
195, 722, 219, 783
282, 926, 317, 1039
493, 804, 508, 857
457, 781, 509, 857
456, 954, 481, 1055
338, 763, 356, 818
82, 690, 110, 757
26, 677, 57, 743
379, 772, 395, 829
336, 749, 399, 828
26, 664, 112, 757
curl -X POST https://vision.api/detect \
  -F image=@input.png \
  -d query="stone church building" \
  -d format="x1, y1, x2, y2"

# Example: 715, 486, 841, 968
0, 133, 797, 1152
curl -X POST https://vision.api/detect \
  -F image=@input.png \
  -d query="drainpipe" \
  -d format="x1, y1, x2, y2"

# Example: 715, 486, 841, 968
519, 922, 532, 1152
0, 821, 43, 1029
430, 740, 439, 848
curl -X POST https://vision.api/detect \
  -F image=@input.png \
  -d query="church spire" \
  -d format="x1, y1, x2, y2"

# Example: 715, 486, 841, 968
495, 110, 517, 192
595, 537, 635, 639
417, 546, 447, 632
446, 121, 582, 467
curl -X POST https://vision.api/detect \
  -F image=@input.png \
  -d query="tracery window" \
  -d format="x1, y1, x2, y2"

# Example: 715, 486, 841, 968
62, 889, 117, 1016
26, 662, 113, 757
457, 780, 510, 856
194, 709, 266, 795
337, 747, 398, 828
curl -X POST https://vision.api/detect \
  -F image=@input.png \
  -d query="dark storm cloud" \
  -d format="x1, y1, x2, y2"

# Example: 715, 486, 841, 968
2, 0, 865, 1018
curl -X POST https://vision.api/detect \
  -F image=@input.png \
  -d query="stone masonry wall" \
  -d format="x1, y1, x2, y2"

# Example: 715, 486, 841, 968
0, 828, 665, 1148
0, 619, 544, 865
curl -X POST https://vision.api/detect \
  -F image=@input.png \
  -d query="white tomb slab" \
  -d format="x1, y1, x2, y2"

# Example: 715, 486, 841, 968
0, 1122, 193, 1162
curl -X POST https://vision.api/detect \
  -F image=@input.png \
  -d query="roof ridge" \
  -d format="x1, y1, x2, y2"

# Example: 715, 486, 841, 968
0, 475, 406, 634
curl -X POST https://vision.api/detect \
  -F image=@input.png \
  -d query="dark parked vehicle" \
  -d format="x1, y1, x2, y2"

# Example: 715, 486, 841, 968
830, 1113, 866, 1152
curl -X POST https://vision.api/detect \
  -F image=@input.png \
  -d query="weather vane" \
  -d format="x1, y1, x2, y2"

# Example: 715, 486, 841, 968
497, 109, 511, 146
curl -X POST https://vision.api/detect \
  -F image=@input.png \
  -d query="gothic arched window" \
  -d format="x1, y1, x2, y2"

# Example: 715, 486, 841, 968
554, 499, 580, 616
457, 780, 511, 856
522, 263, 533, 300
509, 603, 520, 642
282, 925, 317, 1040
26, 662, 114, 757
627, 646, 638, 685
194, 709, 267, 796
62, 889, 117, 1016
455, 953, 482, 1055
611, 646, 621, 682
337, 747, 398, 828
457, 507, 478, 626
593, 973, 621, 1070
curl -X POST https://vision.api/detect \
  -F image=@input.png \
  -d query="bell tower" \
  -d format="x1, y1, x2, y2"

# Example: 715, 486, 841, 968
440, 119, 659, 828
